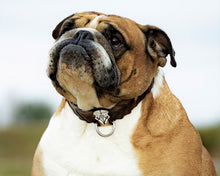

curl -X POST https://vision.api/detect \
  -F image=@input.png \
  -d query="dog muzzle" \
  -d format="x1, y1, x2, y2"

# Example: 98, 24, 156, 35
48, 29, 121, 91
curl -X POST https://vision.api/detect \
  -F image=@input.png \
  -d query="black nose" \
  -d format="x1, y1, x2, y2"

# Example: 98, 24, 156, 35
72, 30, 94, 43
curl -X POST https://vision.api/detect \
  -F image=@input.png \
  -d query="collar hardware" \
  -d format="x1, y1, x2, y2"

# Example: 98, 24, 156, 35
95, 121, 116, 137
93, 109, 110, 125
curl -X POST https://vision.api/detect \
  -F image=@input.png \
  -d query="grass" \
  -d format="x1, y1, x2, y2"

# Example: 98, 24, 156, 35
0, 123, 219, 176
0, 123, 47, 176
198, 124, 220, 175
198, 124, 220, 152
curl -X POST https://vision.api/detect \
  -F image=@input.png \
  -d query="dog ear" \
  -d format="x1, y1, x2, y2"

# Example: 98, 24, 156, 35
141, 25, 176, 67
52, 14, 75, 40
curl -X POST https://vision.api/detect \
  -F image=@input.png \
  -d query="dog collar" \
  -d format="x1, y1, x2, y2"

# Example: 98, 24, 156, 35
68, 78, 154, 137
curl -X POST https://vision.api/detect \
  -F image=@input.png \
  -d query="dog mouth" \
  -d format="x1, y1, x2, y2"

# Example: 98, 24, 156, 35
48, 30, 121, 92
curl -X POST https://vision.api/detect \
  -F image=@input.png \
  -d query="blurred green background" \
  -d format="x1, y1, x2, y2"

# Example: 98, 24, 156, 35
0, 101, 52, 176
0, 101, 219, 176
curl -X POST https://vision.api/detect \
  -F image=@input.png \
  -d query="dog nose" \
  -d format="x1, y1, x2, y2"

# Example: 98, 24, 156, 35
72, 30, 94, 43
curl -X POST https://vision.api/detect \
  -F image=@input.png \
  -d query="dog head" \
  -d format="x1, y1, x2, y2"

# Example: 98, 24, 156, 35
47, 11, 176, 110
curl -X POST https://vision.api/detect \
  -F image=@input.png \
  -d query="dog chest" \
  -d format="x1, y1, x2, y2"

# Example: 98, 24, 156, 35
39, 102, 142, 176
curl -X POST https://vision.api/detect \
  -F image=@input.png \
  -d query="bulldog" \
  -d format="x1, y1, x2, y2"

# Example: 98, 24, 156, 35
32, 11, 216, 176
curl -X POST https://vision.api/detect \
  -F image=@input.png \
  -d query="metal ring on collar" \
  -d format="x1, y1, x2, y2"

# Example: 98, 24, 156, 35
95, 121, 116, 137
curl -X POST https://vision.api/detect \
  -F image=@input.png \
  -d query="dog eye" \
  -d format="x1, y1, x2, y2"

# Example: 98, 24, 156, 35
110, 36, 121, 49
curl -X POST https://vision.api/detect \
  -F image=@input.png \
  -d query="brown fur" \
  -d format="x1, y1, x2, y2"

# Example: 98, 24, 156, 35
52, 98, 66, 117
131, 80, 216, 175
32, 146, 45, 176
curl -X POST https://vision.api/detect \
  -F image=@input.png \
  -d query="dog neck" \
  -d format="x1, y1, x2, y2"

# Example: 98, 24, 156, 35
68, 79, 154, 125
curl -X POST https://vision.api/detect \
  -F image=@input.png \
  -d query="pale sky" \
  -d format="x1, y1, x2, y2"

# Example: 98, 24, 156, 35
0, 0, 220, 127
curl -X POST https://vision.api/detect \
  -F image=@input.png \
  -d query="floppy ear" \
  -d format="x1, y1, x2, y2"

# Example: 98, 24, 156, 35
141, 25, 176, 67
52, 13, 75, 40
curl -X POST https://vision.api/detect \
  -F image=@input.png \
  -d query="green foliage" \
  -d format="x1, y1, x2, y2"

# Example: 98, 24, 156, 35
13, 101, 53, 123
198, 123, 220, 152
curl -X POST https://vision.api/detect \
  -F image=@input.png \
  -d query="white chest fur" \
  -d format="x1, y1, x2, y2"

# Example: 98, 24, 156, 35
39, 102, 142, 176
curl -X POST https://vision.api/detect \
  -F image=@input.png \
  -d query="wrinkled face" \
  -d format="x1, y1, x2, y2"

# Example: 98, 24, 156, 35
47, 12, 176, 110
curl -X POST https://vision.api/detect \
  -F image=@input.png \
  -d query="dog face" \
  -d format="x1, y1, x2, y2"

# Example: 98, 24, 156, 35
47, 11, 176, 110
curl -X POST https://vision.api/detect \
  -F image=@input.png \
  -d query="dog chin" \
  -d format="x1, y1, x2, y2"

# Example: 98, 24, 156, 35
75, 93, 101, 111
56, 70, 101, 111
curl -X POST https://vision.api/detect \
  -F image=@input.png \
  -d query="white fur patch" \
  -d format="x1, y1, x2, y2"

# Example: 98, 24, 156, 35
39, 102, 142, 176
151, 68, 164, 98
88, 15, 105, 28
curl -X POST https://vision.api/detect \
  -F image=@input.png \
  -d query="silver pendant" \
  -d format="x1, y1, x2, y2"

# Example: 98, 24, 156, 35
93, 109, 110, 125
